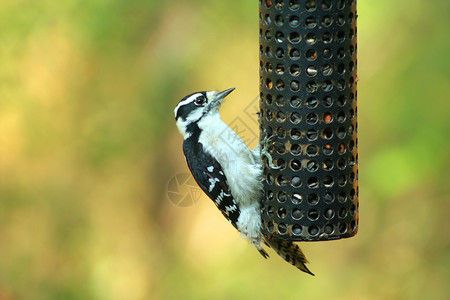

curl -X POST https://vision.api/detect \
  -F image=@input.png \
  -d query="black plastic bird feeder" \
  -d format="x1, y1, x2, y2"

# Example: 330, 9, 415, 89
259, 0, 358, 241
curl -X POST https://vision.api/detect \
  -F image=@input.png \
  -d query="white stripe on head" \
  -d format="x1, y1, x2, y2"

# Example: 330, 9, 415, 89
185, 107, 204, 123
175, 117, 191, 138
174, 92, 206, 139
174, 93, 203, 118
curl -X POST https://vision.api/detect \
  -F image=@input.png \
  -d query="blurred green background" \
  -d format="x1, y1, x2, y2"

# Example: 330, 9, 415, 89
1, 0, 449, 299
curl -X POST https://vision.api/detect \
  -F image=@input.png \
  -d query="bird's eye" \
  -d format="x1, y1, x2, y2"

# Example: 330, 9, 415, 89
194, 96, 206, 106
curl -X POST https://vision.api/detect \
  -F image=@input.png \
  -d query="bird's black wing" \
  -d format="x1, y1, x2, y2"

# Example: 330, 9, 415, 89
183, 139, 240, 229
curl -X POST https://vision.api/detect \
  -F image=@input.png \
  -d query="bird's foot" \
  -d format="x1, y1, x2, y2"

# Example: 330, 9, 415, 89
260, 134, 281, 170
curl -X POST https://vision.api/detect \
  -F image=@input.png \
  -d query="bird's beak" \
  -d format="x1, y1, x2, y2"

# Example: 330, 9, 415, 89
209, 88, 235, 111
215, 87, 235, 101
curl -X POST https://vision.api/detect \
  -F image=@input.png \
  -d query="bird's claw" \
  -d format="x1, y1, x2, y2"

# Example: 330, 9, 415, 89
260, 134, 281, 170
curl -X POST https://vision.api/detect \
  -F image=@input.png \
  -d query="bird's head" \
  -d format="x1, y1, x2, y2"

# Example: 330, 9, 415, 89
174, 88, 235, 137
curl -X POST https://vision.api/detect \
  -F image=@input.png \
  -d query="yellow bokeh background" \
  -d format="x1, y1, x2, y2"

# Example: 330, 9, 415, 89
0, 1, 449, 299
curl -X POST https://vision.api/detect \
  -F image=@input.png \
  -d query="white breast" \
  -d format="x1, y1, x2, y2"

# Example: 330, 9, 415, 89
197, 113, 263, 208
198, 112, 264, 245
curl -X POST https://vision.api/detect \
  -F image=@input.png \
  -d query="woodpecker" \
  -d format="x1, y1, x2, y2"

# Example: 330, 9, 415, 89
174, 88, 314, 275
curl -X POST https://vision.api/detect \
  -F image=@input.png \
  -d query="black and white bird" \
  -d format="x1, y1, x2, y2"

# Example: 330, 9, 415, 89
174, 88, 313, 275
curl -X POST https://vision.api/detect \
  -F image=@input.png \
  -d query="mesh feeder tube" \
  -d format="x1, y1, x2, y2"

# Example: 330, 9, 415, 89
259, 0, 358, 241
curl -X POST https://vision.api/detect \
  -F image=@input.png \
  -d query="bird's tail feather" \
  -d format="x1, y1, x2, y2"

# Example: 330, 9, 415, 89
257, 248, 269, 259
264, 238, 314, 276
